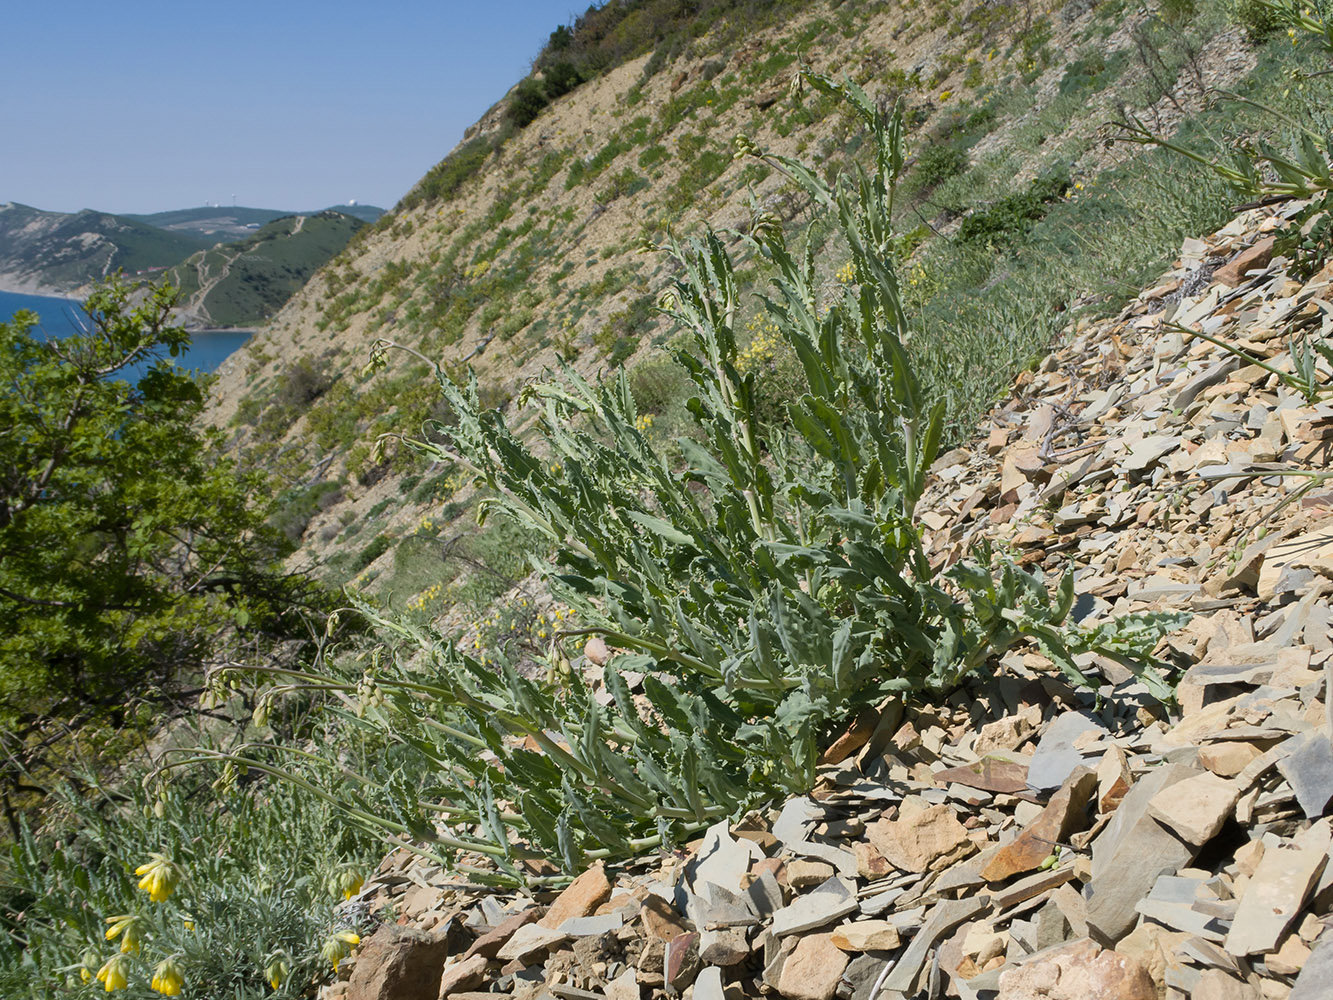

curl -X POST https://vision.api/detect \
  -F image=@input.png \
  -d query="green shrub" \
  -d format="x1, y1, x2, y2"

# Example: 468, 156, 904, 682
956, 169, 1069, 247
354, 534, 393, 571
1230, 0, 1284, 39
639, 144, 670, 169
0, 758, 376, 998
401, 134, 493, 211
909, 142, 969, 192
507, 77, 550, 127
240, 77, 1183, 884
270, 480, 345, 544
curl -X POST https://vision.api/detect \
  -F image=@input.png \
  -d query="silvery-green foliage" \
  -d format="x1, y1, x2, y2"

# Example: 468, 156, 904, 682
269, 75, 1183, 882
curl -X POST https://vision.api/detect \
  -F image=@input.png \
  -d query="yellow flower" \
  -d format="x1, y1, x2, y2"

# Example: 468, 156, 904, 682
333, 868, 365, 901
321, 930, 361, 971
135, 853, 182, 903
150, 957, 185, 996
96, 954, 130, 992
265, 955, 290, 990
104, 914, 142, 954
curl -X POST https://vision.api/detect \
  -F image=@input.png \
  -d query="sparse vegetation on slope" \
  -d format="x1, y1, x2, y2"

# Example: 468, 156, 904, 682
208, 0, 1295, 603
9, 2, 1333, 995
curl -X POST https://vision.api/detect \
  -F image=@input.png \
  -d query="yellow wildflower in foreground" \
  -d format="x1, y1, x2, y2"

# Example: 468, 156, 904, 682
150, 957, 185, 996
96, 954, 130, 992
320, 929, 361, 971
104, 914, 141, 954
135, 853, 182, 902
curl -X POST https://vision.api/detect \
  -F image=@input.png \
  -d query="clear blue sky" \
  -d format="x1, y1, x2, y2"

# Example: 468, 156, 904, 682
1, 1, 585, 214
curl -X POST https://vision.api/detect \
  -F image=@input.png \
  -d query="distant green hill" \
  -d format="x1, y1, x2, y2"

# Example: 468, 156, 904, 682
167, 211, 366, 328
127, 204, 384, 240
0, 203, 212, 292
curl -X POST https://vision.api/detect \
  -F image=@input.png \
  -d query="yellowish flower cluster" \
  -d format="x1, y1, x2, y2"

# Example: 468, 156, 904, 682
321, 930, 361, 973
96, 954, 130, 993
150, 958, 185, 997
105, 915, 141, 954
939, 90, 952, 102
736, 316, 781, 373
835, 260, 856, 285
93, 855, 190, 993
464, 258, 492, 280
331, 868, 365, 901
135, 855, 181, 903
407, 581, 444, 613
634, 413, 655, 433
534, 605, 575, 640
265, 954, 291, 991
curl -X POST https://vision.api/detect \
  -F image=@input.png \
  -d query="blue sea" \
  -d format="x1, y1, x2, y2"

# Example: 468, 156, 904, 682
0, 289, 250, 381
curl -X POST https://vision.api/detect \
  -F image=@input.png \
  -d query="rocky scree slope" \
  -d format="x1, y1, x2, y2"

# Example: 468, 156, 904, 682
200, 0, 1253, 595
316, 204, 1333, 1000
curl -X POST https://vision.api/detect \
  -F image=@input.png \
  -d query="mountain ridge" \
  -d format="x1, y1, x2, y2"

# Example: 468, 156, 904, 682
0, 201, 384, 319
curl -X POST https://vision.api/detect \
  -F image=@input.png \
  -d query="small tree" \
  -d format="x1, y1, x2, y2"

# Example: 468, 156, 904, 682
0, 278, 320, 803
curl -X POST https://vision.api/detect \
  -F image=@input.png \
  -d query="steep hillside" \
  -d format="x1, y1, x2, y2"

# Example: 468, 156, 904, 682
0, 202, 210, 294
202, 0, 1312, 618
166, 211, 366, 328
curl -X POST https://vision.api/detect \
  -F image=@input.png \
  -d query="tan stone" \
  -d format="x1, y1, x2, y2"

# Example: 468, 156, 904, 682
539, 864, 612, 929
584, 636, 611, 665
1235, 839, 1265, 878
462, 907, 541, 961
1258, 521, 1333, 601
1116, 922, 1192, 995
867, 802, 973, 874
495, 923, 568, 963
345, 925, 450, 1000
640, 894, 691, 942
1096, 745, 1132, 814
787, 860, 835, 889
1146, 771, 1239, 846
975, 715, 1035, 755
437, 954, 488, 999
962, 924, 1009, 966
982, 767, 1096, 883
1267, 933, 1313, 976
997, 938, 1155, 1000
1194, 969, 1260, 1000
830, 920, 901, 952
819, 706, 881, 765
853, 841, 893, 880
1214, 235, 1276, 286
777, 933, 850, 1000
1199, 741, 1263, 778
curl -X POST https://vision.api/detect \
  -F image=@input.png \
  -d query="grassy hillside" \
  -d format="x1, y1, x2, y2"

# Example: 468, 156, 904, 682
202, 0, 1321, 619
167, 211, 366, 328
0, 203, 211, 292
